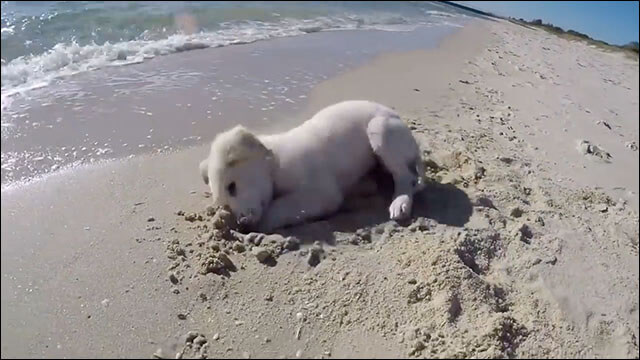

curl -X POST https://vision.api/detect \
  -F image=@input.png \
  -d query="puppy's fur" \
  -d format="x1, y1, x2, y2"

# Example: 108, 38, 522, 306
200, 100, 424, 232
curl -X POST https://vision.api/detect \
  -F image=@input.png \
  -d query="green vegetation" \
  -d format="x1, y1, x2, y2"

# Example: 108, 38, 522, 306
511, 18, 639, 59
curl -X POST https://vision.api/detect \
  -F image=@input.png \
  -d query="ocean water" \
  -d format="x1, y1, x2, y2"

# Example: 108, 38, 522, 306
1, 1, 471, 99
1, 1, 474, 188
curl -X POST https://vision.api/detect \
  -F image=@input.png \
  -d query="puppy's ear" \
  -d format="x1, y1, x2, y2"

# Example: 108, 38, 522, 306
199, 158, 209, 185
226, 126, 272, 167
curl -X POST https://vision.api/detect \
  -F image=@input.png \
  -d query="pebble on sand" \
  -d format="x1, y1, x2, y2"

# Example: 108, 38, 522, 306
194, 335, 207, 346
284, 236, 301, 251
307, 242, 325, 267
186, 331, 199, 343
184, 213, 202, 222
514, 223, 533, 243
510, 207, 524, 218
625, 141, 638, 151
169, 272, 179, 284
252, 247, 272, 263
233, 243, 246, 253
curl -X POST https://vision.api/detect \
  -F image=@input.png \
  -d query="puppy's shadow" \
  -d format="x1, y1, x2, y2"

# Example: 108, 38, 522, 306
276, 171, 473, 246
412, 181, 474, 227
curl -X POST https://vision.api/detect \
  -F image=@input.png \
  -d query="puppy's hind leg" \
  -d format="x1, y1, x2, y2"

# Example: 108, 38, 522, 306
341, 174, 383, 213
345, 173, 379, 198
367, 115, 422, 221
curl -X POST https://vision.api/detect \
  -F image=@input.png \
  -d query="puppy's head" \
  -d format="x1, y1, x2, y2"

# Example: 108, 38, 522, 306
200, 126, 276, 229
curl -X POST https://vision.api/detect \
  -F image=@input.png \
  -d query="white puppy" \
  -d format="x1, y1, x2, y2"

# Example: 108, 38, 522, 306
200, 100, 424, 232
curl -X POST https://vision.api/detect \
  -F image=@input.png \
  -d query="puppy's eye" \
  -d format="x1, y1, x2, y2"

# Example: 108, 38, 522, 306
227, 182, 237, 197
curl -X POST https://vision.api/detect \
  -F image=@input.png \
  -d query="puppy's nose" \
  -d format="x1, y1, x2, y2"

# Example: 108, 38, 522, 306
237, 216, 257, 232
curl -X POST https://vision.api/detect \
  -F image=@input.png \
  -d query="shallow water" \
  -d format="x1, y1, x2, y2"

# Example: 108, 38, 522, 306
1, 1, 470, 94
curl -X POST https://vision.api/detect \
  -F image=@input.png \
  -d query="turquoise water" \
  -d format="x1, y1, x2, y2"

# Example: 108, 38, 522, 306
1, 1, 474, 187
1, 1, 469, 94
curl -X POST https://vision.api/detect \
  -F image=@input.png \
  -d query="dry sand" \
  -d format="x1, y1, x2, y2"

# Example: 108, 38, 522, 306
2, 19, 638, 359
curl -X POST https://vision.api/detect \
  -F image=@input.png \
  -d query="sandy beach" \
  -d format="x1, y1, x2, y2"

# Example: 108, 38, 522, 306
2, 15, 639, 360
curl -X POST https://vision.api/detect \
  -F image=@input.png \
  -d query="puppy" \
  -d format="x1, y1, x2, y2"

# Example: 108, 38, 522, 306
200, 100, 424, 232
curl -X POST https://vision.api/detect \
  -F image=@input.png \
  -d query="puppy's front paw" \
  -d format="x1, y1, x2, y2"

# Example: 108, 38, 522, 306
256, 214, 278, 234
256, 221, 273, 234
389, 195, 412, 220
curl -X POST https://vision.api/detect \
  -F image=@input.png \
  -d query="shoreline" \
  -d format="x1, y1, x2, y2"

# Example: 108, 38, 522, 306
2, 17, 639, 359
